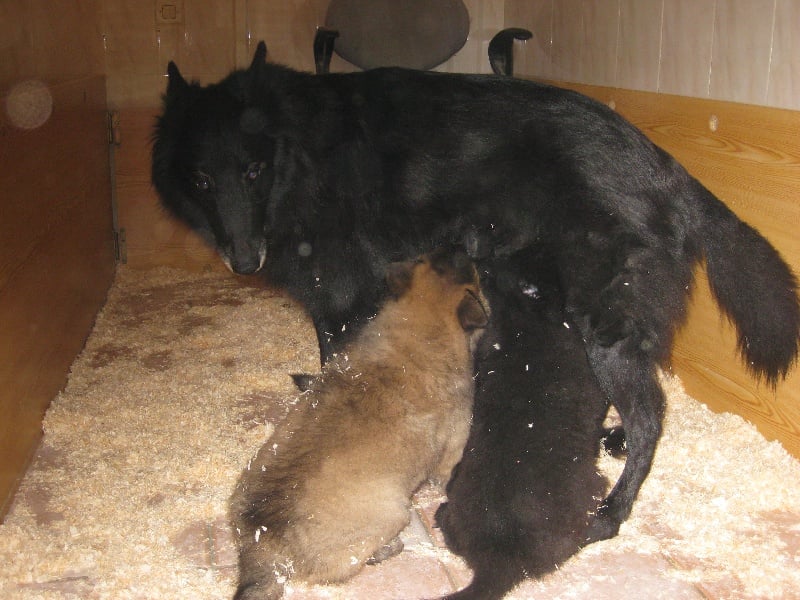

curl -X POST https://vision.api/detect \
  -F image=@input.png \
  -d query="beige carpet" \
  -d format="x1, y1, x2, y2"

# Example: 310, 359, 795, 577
1, 266, 799, 600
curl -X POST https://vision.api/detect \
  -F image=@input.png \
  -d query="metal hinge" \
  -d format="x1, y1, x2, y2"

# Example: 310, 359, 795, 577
113, 228, 127, 263
107, 110, 125, 263
107, 110, 121, 146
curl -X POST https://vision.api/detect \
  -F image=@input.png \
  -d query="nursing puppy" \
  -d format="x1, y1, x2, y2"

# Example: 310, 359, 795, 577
229, 247, 488, 600
435, 245, 611, 599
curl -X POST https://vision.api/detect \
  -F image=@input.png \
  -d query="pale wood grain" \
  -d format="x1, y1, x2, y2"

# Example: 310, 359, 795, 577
114, 108, 228, 273
550, 81, 800, 457
0, 76, 116, 518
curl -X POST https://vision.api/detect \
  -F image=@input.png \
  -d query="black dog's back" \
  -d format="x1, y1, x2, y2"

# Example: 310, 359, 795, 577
152, 45, 799, 558
436, 246, 609, 600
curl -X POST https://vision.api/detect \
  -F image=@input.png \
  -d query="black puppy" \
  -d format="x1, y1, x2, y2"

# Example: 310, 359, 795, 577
152, 42, 800, 541
435, 245, 612, 599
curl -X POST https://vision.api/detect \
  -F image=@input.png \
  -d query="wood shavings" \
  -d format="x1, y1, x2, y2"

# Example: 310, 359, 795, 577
0, 266, 799, 599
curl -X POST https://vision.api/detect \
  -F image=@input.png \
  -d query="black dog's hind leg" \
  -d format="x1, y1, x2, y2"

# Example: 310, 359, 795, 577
585, 341, 664, 543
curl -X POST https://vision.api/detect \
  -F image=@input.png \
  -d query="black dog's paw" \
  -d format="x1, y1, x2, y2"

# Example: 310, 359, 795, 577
585, 504, 621, 545
290, 373, 317, 391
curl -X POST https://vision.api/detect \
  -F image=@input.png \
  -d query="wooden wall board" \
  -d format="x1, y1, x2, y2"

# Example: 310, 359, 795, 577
0, 76, 116, 518
550, 81, 800, 458
114, 108, 227, 273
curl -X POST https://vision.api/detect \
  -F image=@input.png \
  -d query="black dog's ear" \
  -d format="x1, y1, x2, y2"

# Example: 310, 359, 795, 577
457, 291, 489, 332
385, 261, 415, 299
166, 61, 189, 94
249, 41, 268, 70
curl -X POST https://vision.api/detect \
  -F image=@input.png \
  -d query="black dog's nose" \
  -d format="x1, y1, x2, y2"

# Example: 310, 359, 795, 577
229, 257, 261, 275
225, 240, 266, 274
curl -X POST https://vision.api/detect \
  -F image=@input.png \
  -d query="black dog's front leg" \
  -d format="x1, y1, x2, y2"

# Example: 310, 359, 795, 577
312, 316, 338, 365
311, 312, 373, 366
306, 261, 386, 366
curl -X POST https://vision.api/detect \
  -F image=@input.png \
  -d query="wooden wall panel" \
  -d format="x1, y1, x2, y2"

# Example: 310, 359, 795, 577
550, 81, 800, 458
0, 77, 116, 518
506, 0, 800, 111
114, 108, 227, 272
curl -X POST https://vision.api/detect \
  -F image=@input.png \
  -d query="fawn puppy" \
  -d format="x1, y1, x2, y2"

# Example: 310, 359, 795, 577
230, 247, 488, 600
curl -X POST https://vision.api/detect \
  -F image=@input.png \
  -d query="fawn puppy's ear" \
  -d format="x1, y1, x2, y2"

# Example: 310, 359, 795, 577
385, 261, 415, 298
457, 291, 489, 331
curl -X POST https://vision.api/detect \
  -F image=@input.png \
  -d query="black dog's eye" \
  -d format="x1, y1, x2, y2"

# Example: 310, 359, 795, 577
244, 162, 266, 182
192, 171, 214, 192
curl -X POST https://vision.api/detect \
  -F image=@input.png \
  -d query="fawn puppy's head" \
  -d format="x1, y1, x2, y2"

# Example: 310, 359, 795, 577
385, 246, 489, 335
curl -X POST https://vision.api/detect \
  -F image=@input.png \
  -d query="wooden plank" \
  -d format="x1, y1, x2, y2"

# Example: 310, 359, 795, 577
114, 108, 226, 272
0, 76, 116, 518
549, 81, 800, 457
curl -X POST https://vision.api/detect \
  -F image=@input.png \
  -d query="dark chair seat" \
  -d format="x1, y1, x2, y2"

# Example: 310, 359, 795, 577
313, 0, 531, 77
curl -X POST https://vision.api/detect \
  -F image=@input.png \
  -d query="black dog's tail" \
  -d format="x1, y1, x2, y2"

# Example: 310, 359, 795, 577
693, 182, 800, 384
439, 564, 523, 600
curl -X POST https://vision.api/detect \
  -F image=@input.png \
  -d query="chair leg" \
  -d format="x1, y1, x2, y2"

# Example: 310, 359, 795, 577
314, 27, 340, 74
488, 28, 532, 77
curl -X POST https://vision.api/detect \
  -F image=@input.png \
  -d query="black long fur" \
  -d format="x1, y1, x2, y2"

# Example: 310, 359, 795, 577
435, 245, 611, 599
152, 41, 800, 582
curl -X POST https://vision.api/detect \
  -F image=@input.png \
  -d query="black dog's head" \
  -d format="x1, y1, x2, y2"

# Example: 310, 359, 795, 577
152, 42, 280, 275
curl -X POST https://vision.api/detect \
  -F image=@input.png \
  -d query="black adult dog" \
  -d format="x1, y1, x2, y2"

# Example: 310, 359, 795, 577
152, 42, 799, 546
435, 244, 614, 600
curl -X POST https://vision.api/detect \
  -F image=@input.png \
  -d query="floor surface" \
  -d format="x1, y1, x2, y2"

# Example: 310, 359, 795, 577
2, 267, 799, 599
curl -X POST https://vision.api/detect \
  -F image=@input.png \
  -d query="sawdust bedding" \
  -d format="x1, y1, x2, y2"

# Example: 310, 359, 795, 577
1, 266, 799, 599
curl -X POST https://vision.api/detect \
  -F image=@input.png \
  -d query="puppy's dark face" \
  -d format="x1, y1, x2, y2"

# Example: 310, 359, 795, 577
427, 245, 480, 286
386, 248, 489, 332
